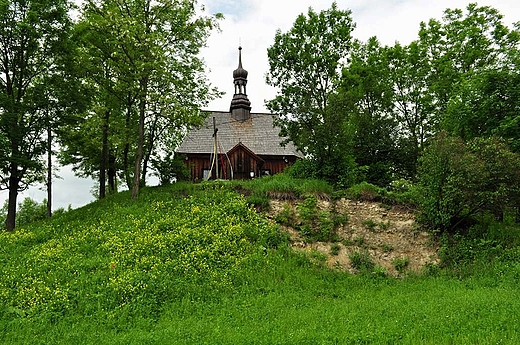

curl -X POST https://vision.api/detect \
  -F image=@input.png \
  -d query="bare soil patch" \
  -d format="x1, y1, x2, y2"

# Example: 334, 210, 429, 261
269, 198, 439, 276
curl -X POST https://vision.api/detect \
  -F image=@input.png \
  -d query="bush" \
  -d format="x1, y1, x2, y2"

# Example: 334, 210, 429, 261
417, 133, 520, 233
346, 182, 384, 201
392, 257, 410, 273
286, 155, 359, 189
383, 179, 420, 207
295, 196, 342, 242
349, 250, 375, 272
2, 197, 48, 228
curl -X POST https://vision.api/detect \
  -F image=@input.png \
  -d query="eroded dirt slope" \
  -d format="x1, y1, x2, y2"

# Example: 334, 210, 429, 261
269, 199, 439, 276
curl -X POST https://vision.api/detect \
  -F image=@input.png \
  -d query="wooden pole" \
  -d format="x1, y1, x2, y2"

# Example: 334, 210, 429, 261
213, 117, 219, 179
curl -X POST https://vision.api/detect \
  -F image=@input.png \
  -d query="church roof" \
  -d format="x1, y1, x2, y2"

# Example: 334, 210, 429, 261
176, 111, 303, 158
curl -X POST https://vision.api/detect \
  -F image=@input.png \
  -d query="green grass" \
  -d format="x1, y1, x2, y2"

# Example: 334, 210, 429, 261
3, 249, 520, 344
232, 173, 334, 199
1, 178, 520, 344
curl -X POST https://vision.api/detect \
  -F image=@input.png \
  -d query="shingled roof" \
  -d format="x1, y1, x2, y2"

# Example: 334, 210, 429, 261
176, 111, 303, 158
178, 47, 303, 159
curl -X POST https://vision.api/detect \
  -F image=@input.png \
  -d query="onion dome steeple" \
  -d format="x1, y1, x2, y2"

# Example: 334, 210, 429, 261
230, 46, 251, 122
233, 46, 249, 80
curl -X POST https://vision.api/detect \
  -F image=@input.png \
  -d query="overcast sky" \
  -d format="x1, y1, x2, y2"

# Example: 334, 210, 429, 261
200, 0, 520, 113
1, 0, 519, 211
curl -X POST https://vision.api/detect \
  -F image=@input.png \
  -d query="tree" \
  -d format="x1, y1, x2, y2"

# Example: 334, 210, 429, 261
443, 69, 520, 153
383, 41, 435, 177
418, 133, 520, 232
418, 3, 520, 119
63, 0, 221, 199
265, 2, 356, 185
339, 38, 403, 185
0, 0, 75, 231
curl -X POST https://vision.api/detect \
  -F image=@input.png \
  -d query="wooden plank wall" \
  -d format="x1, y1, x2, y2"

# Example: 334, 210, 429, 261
185, 153, 297, 181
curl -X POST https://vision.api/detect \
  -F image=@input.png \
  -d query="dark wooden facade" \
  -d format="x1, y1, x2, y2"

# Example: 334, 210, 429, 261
184, 143, 298, 181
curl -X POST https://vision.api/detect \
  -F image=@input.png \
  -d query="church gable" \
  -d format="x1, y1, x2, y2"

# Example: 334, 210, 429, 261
176, 47, 302, 180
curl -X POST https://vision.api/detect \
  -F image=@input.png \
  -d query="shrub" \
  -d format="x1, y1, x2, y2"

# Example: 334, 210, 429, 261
349, 250, 375, 272
286, 155, 359, 189
417, 133, 520, 233
151, 153, 190, 184
346, 182, 384, 201
274, 203, 297, 227
296, 196, 340, 242
3, 197, 48, 228
392, 257, 410, 273
330, 243, 341, 256
384, 179, 420, 206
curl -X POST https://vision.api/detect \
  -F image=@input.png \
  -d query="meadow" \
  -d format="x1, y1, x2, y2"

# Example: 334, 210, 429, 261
1, 177, 520, 344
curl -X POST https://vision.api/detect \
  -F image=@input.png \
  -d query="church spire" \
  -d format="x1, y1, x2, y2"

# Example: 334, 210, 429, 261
230, 46, 251, 122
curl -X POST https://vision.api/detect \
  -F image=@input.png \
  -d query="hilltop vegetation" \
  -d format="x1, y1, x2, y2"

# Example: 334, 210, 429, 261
1, 176, 520, 344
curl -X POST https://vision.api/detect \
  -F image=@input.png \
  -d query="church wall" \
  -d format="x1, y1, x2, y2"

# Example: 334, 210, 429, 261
184, 153, 298, 181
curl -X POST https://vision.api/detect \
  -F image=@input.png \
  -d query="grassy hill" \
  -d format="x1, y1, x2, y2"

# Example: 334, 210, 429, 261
1, 176, 520, 344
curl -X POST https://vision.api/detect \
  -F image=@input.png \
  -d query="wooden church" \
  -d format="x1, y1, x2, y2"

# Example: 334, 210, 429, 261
176, 47, 302, 180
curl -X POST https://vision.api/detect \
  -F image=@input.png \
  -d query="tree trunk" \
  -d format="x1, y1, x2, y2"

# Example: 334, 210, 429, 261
123, 95, 133, 189
141, 131, 155, 183
100, 109, 110, 199
46, 125, 52, 218
108, 153, 117, 194
5, 161, 19, 231
141, 114, 160, 183
131, 77, 148, 199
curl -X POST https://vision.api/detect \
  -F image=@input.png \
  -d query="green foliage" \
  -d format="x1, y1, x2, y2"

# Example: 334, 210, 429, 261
349, 250, 375, 272
239, 173, 333, 200
362, 219, 378, 232
2, 179, 520, 343
0, 184, 284, 320
354, 236, 365, 247
346, 182, 384, 201
418, 133, 520, 232
1, 198, 69, 229
265, 3, 357, 185
286, 156, 360, 189
438, 216, 520, 276
419, 3, 519, 117
384, 179, 420, 206
444, 69, 520, 153
64, 0, 222, 198
0, 0, 77, 230
296, 196, 342, 242
284, 159, 317, 179
151, 153, 190, 184
14, 198, 47, 228
362, 219, 390, 233
274, 203, 297, 227
339, 38, 405, 185
380, 243, 394, 253
333, 3, 520, 185
392, 257, 410, 273
330, 243, 341, 256
245, 194, 270, 212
